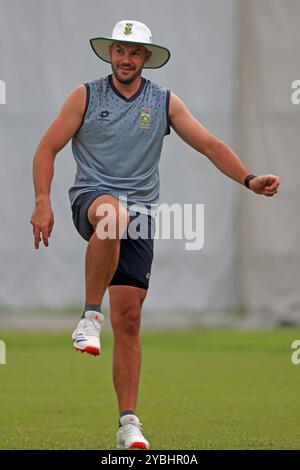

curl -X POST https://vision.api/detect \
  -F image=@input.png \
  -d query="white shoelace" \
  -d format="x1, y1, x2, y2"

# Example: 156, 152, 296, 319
121, 423, 144, 437
80, 318, 100, 337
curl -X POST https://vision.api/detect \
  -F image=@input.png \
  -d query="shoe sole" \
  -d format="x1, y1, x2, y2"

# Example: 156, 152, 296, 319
130, 442, 148, 449
117, 442, 149, 450
73, 343, 101, 356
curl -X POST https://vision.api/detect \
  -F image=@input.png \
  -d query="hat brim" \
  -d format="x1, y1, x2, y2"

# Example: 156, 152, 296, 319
89, 37, 170, 69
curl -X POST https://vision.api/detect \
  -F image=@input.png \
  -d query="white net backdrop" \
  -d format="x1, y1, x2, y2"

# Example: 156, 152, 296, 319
0, 0, 297, 325
238, 0, 300, 325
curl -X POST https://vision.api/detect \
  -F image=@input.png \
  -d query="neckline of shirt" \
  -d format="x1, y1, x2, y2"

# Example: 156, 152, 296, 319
108, 74, 146, 103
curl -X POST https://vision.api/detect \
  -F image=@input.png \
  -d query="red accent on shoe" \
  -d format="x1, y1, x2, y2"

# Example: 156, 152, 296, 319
73, 342, 101, 356
85, 346, 101, 356
130, 442, 148, 449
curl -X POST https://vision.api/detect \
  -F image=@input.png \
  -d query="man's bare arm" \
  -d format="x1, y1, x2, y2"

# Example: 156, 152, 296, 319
31, 85, 86, 249
169, 93, 280, 195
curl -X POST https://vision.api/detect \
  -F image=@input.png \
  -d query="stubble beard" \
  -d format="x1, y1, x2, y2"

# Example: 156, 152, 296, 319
111, 63, 143, 85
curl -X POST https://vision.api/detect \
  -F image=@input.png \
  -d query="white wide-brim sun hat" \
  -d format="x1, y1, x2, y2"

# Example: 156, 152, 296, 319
90, 20, 170, 69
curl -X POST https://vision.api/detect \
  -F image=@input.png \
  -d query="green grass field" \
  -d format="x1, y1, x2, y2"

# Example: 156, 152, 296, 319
0, 328, 300, 450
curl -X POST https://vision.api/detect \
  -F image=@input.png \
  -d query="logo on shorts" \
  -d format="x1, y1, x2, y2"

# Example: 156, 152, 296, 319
146, 272, 151, 279
98, 110, 111, 121
140, 107, 151, 128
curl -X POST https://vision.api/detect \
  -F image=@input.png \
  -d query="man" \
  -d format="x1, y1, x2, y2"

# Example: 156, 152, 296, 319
30, 20, 280, 450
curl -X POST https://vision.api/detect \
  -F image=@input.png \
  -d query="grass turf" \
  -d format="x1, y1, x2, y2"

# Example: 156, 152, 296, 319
0, 328, 300, 450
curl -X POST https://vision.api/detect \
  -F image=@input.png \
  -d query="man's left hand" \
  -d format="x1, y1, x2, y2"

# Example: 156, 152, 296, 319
249, 174, 280, 197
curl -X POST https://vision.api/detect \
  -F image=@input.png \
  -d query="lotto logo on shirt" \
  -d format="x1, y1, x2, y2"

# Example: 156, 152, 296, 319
140, 107, 151, 128
98, 110, 110, 121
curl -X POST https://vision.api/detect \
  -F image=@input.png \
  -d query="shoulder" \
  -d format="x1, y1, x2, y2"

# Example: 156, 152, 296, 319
61, 78, 106, 117
60, 85, 87, 117
145, 78, 169, 95
84, 76, 109, 94
169, 92, 189, 119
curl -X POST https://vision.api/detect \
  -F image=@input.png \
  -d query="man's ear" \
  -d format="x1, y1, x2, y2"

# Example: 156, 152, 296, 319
145, 50, 152, 63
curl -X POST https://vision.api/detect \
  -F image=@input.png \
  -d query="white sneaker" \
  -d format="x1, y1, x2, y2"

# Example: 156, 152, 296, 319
72, 311, 104, 356
116, 414, 150, 450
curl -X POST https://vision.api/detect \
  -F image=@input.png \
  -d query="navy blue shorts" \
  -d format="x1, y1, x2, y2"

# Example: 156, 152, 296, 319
71, 190, 155, 290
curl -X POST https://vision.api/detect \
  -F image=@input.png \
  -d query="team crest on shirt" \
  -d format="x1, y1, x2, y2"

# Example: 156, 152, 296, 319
140, 107, 151, 128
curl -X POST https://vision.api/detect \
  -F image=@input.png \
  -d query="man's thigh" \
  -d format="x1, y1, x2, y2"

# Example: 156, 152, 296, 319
87, 194, 130, 230
72, 190, 129, 241
72, 190, 116, 241
72, 191, 155, 288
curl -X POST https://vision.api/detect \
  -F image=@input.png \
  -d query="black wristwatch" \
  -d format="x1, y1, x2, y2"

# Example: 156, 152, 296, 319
244, 174, 256, 189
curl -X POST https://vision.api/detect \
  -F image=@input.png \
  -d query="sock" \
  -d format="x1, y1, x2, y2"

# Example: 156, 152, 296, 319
119, 409, 135, 427
82, 303, 102, 319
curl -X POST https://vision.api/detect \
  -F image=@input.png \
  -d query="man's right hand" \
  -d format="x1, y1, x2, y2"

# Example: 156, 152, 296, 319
30, 198, 54, 249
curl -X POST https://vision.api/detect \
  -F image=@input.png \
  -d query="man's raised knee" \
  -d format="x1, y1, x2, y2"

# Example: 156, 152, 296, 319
88, 195, 130, 238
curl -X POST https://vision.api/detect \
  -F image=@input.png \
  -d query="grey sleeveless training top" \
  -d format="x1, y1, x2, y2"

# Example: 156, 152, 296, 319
69, 75, 170, 214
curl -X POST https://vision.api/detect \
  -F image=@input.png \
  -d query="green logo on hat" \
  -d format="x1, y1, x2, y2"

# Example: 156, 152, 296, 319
124, 23, 133, 35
